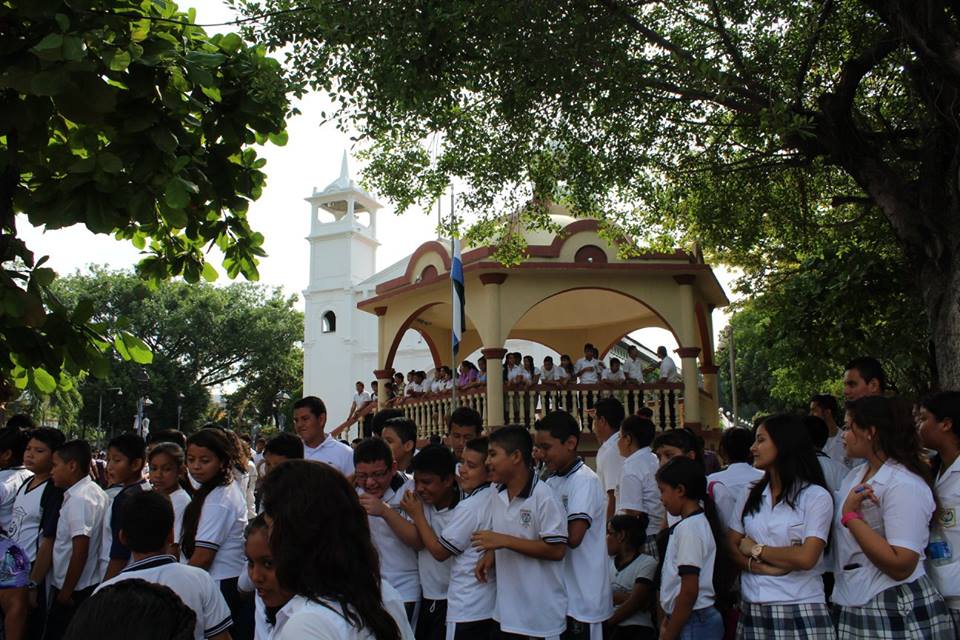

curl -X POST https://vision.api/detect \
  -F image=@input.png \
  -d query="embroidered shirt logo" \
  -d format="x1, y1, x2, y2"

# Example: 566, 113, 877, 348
519, 509, 532, 528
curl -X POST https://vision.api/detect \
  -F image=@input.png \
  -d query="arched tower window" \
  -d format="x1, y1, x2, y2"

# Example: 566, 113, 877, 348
321, 310, 337, 333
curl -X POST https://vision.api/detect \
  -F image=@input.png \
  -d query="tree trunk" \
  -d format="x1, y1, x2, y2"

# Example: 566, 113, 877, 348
919, 253, 960, 389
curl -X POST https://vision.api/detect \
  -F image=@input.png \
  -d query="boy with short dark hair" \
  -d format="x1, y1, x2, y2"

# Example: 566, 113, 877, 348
145, 429, 187, 453
447, 408, 483, 462
48, 440, 109, 638
535, 411, 613, 639
101, 432, 150, 581
618, 416, 661, 555
262, 433, 304, 475
96, 491, 232, 640
472, 426, 568, 639
381, 418, 418, 473
399, 445, 460, 640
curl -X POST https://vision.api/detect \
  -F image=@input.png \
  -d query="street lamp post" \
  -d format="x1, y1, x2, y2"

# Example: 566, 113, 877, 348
96, 387, 122, 442
177, 392, 184, 430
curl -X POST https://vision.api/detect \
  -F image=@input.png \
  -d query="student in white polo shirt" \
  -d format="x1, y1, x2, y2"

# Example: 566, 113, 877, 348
47, 440, 110, 639
349, 381, 372, 420
727, 415, 835, 639
707, 427, 762, 528
97, 491, 232, 640
601, 358, 626, 387
260, 459, 414, 640
834, 396, 954, 639
621, 345, 645, 384
574, 344, 601, 384
399, 445, 461, 640
803, 415, 848, 493
471, 426, 568, 640
353, 438, 421, 617
918, 392, 960, 631
617, 416, 662, 556
606, 514, 657, 639
535, 412, 613, 640
594, 398, 625, 520
291, 396, 354, 476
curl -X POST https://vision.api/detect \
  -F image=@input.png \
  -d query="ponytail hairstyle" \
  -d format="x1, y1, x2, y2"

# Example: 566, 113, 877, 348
652, 427, 704, 469
655, 456, 735, 604
262, 460, 400, 640
847, 396, 939, 525
180, 429, 236, 559
742, 414, 830, 519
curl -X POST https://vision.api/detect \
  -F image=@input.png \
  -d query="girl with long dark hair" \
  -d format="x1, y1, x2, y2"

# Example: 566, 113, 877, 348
727, 414, 835, 639
260, 460, 410, 640
655, 457, 730, 640
833, 396, 955, 639
181, 428, 251, 639
918, 391, 960, 632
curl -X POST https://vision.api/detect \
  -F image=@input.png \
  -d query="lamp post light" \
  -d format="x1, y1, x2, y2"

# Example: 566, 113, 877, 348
274, 391, 291, 431
177, 392, 184, 430
132, 368, 150, 437
96, 387, 122, 442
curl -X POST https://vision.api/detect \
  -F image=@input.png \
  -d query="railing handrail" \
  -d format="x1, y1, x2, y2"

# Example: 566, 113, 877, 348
396, 380, 684, 404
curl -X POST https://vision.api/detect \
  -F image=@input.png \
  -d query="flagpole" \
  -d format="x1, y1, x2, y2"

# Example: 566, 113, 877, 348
450, 186, 458, 411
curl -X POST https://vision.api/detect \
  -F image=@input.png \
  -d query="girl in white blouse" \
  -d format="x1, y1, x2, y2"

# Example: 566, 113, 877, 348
727, 414, 835, 639
833, 396, 955, 639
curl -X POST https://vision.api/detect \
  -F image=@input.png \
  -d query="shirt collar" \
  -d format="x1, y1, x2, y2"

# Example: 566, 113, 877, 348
389, 472, 407, 494
274, 595, 309, 633
555, 458, 585, 478
497, 467, 537, 499
65, 476, 93, 497
626, 446, 652, 462
123, 554, 178, 573
464, 482, 491, 498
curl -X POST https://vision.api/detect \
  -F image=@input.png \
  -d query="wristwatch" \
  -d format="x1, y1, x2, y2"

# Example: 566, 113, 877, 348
750, 543, 764, 561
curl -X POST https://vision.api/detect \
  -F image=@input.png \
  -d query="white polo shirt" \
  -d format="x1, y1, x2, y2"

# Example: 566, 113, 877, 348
490, 473, 568, 637
97, 554, 232, 640
618, 447, 663, 537
927, 455, 960, 607
833, 460, 934, 606
362, 474, 420, 603
438, 484, 496, 624
192, 482, 247, 581
707, 462, 763, 529
602, 368, 626, 383
506, 365, 530, 384
545, 459, 614, 623
660, 511, 716, 614
622, 357, 645, 381
52, 476, 109, 591
303, 437, 355, 477
574, 358, 601, 384
731, 483, 833, 604
817, 452, 848, 494
0, 467, 31, 531
418, 491, 460, 600
659, 357, 681, 382
170, 488, 192, 544
610, 553, 657, 628
596, 433, 624, 498
352, 391, 371, 408
539, 365, 567, 383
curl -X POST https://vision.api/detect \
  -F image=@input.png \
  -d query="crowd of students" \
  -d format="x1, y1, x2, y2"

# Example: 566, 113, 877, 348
0, 355, 956, 639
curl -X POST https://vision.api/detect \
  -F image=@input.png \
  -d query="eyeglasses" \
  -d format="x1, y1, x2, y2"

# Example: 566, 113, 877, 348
355, 469, 392, 483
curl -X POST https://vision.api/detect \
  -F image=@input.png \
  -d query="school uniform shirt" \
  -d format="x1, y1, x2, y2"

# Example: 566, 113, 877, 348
574, 357, 601, 384
596, 433, 624, 502
253, 592, 272, 640
102, 479, 152, 572
0, 467, 31, 531
362, 473, 420, 603
352, 391, 371, 409
52, 476, 109, 591
602, 368, 626, 383
545, 459, 614, 623
730, 483, 833, 604
833, 460, 935, 606
926, 455, 960, 609
438, 484, 496, 624
506, 365, 530, 384
489, 472, 568, 638
816, 451, 848, 494
418, 490, 461, 600
9, 476, 62, 563
170, 488, 192, 544
618, 447, 663, 537
539, 365, 567, 383
191, 482, 247, 581
302, 437, 355, 477
404, 382, 418, 397
706, 462, 763, 529
622, 357, 645, 381
659, 356, 681, 382
610, 553, 658, 628
659, 511, 716, 615
97, 554, 232, 640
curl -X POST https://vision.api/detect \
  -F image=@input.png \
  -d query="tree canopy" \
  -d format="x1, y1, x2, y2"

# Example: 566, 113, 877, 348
0, 0, 291, 397
241, 0, 960, 389
53, 267, 303, 435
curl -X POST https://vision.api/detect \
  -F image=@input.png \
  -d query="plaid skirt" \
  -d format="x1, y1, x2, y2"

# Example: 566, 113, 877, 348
737, 602, 836, 639
833, 575, 956, 640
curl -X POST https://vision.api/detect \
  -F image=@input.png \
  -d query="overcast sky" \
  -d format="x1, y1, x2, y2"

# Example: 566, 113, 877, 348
17, 1, 737, 355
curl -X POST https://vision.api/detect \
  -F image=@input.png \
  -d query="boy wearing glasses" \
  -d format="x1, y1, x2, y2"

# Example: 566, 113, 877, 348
353, 437, 421, 620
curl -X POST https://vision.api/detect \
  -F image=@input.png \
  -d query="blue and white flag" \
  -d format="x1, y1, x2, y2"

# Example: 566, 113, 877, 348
451, 238, 465, 356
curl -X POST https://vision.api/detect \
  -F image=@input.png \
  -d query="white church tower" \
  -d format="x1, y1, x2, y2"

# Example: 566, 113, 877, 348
302, 153, 382, 417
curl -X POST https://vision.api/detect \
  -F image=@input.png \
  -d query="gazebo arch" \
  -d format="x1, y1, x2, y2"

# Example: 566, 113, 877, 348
359, 206, 729, 434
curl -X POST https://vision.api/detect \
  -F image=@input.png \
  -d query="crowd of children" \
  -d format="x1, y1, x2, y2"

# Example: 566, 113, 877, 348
0, 356, 957, 640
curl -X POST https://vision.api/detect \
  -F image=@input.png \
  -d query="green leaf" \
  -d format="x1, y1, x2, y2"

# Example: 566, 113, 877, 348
30, 368, 57, 394
114, 331, 153, 364
201, 86, 222, 102
98, 152, 123, 173
218, 33, 242, 53
268, 131, 288, 146
201, 261, 218, 282
30, 71, 65, 96
31, 34, 63, 59
108, 50, 132, 72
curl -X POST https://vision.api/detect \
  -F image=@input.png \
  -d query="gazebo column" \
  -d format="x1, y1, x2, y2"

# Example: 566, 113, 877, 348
673, 275, 701, 428
481, 348, 508, 428
700, 363, 720, 429
373, 368, 395, 411
374, 306, 390, 410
